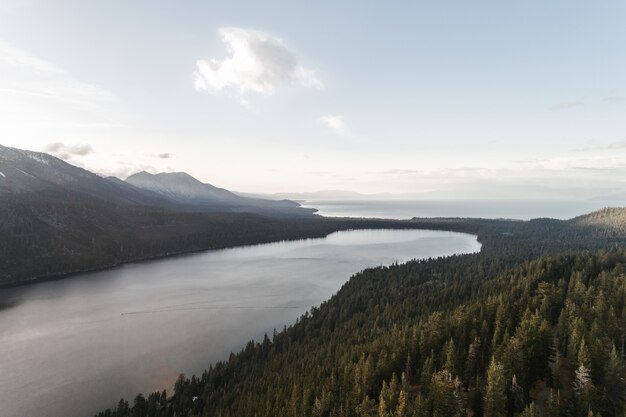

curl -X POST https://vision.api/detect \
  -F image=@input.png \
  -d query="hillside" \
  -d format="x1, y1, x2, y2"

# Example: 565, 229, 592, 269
0, 145, 325, 285
95, 209, 626, 417
0, 145, 171, 207
571, 207, 626, 234
126, 171, 312, 216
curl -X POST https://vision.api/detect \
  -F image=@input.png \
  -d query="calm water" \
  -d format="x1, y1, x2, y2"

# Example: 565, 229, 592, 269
302, 199, 625, 220
0, 229, 479, 417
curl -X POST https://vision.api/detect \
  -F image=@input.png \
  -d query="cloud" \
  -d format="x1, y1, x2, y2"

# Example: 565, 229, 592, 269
550, 100, 584, 111
0, 40, 116, 106
379, 169, 425, 175
156, 153, 172, 159
572, 140, 626, 152
44, 142, 94, 160
602, 95, 625, 104
97, 164, 157, 180
193, 27, 323, 103
0, 41, 63, 74
0, 40, 124, 144
319, 115, 348, 134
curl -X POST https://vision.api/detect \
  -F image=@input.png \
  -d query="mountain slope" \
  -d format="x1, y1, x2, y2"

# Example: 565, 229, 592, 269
126, 171, 240, 205
0, 145, 176, 208
0, 144, 314, 216
125, 171, 314, 216
570, 206, 626, 233
0, 144, 327, 284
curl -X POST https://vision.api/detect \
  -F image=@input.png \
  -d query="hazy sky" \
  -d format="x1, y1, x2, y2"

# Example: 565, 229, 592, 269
1, 1, 625, 198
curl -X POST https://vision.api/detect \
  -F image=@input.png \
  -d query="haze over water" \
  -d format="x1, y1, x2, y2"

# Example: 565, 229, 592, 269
0, 229, 479, 417
302, 199, 624, 220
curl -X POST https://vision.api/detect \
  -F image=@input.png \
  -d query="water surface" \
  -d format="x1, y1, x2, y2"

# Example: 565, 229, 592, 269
302, 199, 623, 220
0, 229, 479, 417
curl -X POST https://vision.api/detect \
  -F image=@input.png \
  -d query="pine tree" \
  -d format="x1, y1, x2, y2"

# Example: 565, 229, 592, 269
430, 370, 459, 417
464, 337, 480, 388
379, 381, 391, 417
395, 390, 409, 417
444, 339, 457, 376
356, 396, 377, 417
603, 345, 626, 417
573, 364, 593, 417
405, 353, 412, 384
116, 399, 130, 417
519, 403, 538, 417
290, 384, 300, 417
413, 394, 427, 417
420, 353, 435, 393
378, 394, 389, 417
509, 375, 525, 413
484, 359, 507, 417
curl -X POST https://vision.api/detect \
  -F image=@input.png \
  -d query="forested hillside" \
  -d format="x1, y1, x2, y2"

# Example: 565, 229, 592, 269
95, 209, 626, 417
0, 193, 346, 285
0, 145, 328, 285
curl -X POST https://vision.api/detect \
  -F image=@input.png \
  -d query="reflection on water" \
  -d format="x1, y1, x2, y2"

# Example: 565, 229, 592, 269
0, 229, 480, 417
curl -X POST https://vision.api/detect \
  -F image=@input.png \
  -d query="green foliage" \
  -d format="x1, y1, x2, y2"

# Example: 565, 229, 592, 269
94, 212, 626, 417
484, 359, 507, 417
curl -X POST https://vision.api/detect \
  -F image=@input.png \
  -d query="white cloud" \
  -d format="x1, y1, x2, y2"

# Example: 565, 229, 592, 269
0, 40, 124, 149
571, 140, 626, 152
550, 100, 584, 111
602, 95, 625, 104
0, 40, 116, 106
193, 27, 323, 103
319, 115, 348, 134
0, 41, 63, 74
44, 142, 94, 160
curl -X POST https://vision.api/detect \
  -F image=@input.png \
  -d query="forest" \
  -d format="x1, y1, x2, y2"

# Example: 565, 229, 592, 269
94, 208, 626, 417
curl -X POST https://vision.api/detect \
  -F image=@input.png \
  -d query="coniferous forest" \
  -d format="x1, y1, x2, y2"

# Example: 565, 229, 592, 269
95, 208, 626, 417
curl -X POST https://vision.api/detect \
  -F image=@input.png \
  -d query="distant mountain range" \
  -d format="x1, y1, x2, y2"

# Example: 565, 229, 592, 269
0, 144, 313, 217
248, 189, 626, 204
125, 171, 309, 215
238, 190, 415, 202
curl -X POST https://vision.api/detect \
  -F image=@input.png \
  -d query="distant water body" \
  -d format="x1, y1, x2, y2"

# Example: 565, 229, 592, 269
0, 229, 479, 417
302, 199, 625, 220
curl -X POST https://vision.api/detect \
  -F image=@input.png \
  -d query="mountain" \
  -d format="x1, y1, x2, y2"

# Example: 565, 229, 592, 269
0, 144, 314, 216
0, 144, 172, 207
0, 144, 331, 285
126, 171, 240, 204
125, 171, 313, 216
263, 190, 367, 200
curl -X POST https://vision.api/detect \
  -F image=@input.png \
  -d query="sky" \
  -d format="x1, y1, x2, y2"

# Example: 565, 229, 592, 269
0, 0, 625, 199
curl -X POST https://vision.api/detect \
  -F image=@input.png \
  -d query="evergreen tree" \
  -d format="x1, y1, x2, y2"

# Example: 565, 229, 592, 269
430, 371, 460, 417
395, 390, 409, 417
484, 359, 507, 417
444, 339, 457, 376
603, 345, 626, 417
519, 403, 538, 417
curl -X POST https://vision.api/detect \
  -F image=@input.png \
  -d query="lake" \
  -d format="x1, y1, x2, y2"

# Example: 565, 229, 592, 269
0, 229, 480, 417
301, 199, 624, 220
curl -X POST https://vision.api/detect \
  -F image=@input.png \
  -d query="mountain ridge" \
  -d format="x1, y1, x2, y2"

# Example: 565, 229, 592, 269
0, 144, 313, 217
124, 170, 313, 216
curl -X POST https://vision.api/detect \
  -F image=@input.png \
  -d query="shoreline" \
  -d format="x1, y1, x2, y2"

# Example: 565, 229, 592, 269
0, 218, 484, 290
